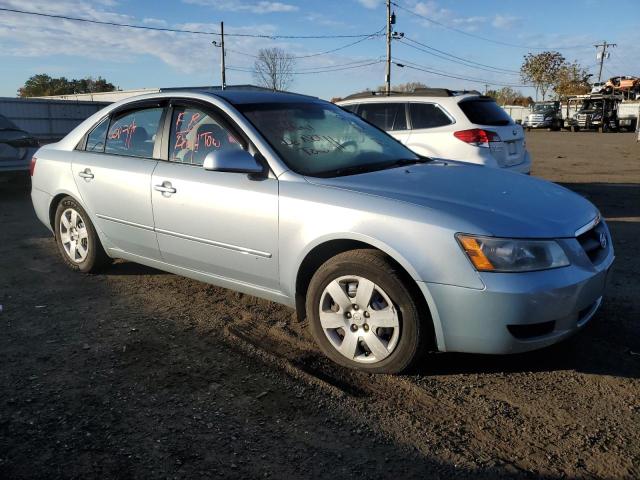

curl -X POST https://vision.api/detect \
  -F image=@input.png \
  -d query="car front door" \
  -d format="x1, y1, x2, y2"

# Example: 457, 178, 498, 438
71, 103, 165, 260
150, 101, 279, 290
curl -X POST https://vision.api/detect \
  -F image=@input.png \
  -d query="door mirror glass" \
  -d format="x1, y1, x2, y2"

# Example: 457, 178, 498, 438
203, 149, 264, 174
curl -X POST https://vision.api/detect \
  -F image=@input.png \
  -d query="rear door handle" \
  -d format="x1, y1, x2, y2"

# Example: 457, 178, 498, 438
154, 181, 176, 195
78, 168, 94, 180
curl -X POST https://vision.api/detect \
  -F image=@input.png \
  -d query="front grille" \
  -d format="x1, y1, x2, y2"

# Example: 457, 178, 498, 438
577, 114, 589, 127
577, 222, 608, 263
530, 114, 544, 122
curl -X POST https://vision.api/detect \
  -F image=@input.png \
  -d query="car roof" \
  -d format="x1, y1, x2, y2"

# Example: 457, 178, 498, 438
337, 92, 483, 105
206, 89, 320, 105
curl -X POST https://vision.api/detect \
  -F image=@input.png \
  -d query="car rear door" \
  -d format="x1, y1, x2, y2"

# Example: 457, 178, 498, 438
71, 102, 165, 260
150, 100, 279, 290
404, 102, 455, 157
458, 97, 527, 168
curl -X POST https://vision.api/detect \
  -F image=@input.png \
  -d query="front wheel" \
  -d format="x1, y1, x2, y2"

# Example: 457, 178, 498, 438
54, 197, 111, 273
306, 250, 429, 374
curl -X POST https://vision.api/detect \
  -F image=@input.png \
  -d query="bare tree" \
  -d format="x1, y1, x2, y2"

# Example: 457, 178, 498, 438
253, 48, 295, 91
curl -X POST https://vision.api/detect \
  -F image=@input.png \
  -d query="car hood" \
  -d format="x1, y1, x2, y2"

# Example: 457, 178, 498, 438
305, 162, 598, 238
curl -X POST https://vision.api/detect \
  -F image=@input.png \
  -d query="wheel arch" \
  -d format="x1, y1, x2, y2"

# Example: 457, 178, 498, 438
48, 191, 83, 236
293, 237, 437, 349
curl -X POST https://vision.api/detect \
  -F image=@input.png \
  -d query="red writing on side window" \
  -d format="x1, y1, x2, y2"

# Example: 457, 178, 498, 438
109, 118, 137, 150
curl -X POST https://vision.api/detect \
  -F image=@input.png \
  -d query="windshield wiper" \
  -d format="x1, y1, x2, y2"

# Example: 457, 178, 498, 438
385, 157, 432, 168
316, 157, 432, 178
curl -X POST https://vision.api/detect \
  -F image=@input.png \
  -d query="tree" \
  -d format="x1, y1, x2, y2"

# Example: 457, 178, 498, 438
520, 51, 565, 101
486, 87, 533, 106
376, 81, 429, 93
18, 74, 116, 97
253, 48, 295, 91
554, 61, 591, 98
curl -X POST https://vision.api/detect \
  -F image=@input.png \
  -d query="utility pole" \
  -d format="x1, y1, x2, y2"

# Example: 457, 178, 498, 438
212, 22, 226, 90
594, 41, 616, 83
385, 0, 392, 96
220, 22, 226, 90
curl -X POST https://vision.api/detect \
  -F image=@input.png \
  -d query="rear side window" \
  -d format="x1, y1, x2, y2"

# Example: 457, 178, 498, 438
358, 103, 407, 131
340, 104, 359, 113
458, 99, 512, 126
409, 103, 452, 129
105, 107, 163, 158
85, 117, 109, 152
169, 106, 243, 166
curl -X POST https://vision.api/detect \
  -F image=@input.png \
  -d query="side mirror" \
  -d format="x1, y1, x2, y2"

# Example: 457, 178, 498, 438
202, 149, 264, 174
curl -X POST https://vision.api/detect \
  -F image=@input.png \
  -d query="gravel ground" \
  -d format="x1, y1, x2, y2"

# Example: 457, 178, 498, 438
1, 131, 639, 479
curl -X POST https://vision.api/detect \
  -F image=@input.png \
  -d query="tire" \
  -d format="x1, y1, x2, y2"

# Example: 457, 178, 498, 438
54, 196, 111, 273
306, 249, 429, 374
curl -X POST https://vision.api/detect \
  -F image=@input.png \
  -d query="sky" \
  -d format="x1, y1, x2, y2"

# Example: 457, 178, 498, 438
0, 0, 638, 100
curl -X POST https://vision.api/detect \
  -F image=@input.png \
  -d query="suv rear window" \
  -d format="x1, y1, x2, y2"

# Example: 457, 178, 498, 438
458, 98, 512, 126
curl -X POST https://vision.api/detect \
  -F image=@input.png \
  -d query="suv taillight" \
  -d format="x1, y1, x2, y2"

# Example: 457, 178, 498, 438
453, 129, 501, 147
29, 157, 37, 176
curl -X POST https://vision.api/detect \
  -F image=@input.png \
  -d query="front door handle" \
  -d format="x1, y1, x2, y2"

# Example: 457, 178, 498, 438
154, 181, 176, 196
78, 168, 94, 180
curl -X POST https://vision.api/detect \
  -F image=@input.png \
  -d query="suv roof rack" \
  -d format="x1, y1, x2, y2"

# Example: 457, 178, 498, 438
341, 88, 480, 100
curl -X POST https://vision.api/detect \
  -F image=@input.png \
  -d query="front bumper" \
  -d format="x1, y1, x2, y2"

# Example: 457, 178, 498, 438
523, 120, 552, 129
419, 234, 614, 354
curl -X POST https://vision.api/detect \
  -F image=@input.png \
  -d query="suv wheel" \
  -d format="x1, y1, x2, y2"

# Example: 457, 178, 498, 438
54, 197, 111, 273
306, 249, 428, 374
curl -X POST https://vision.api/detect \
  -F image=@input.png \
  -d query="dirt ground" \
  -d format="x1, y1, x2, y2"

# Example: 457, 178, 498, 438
1, 131, 639, 479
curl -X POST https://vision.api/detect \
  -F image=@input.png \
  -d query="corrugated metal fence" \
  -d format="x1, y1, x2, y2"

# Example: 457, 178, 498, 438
0, 97, 110, 142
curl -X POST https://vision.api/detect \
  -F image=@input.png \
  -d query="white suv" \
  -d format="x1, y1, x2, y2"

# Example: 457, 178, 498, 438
337, 89, 531, 174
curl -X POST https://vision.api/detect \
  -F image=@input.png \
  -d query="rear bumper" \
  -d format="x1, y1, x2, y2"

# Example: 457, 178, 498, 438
502, 150, 531, 174
420, 247, 614, 354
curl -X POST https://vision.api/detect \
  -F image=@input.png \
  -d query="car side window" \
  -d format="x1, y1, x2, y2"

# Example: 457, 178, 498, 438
169, 105, 242, 166
409, 103, 453, 129
85, 117, 109, 152
105, 107, 163, 158
341, 104, 359, 113
358, 103, 407, 131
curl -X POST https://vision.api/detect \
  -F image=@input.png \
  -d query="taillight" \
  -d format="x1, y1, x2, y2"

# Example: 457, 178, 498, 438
29, 157, 37, 176
453, 129, 501, 147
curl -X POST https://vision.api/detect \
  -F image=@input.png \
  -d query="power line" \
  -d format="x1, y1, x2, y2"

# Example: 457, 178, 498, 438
225, 29, 383, 60
0, 7, 379, 39
227, 60, 384, 75
393, 59, 531, 88
400, 37, 520, 74
392, 0, 586, 50
400, 37, 520, 75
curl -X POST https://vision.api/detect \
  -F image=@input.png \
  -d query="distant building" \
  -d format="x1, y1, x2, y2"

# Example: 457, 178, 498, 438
32, 84, 273, 103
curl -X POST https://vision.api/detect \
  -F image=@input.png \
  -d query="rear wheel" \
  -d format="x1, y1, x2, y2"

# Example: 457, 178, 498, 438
54, 197, 111, 273
306, 249, 429, 374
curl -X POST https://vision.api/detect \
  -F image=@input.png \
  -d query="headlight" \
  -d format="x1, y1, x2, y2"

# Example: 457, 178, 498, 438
544, 116, 552, 121
456, 234, 570, 272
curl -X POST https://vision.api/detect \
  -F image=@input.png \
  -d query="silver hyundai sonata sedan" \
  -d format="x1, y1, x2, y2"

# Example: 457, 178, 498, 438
30, 90, 614, 373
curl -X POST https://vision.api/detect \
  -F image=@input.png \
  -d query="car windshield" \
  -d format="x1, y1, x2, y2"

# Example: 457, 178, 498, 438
533, 104, 554, 112
238, 101, 421, 177
581, 100, 603, 110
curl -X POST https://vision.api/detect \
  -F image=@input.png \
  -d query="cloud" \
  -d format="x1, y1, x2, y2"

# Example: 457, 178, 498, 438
410, 1, 487, 31
0, 0, 285, 74
182, 0, 298, 14
356, 0, 381, 9
492, 15, 521, 29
